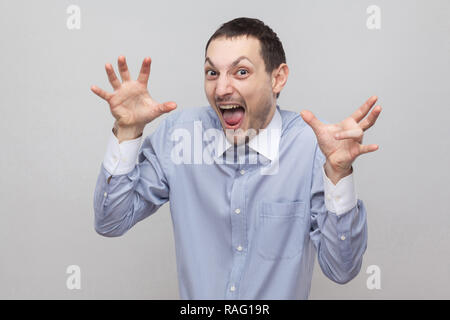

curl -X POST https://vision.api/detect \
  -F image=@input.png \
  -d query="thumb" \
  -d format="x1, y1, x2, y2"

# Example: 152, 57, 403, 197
300, 110, 322, 132
158, 101, 178, 114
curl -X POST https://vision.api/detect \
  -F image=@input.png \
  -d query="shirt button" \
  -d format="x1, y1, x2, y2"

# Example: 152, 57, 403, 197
237, 245, 243, 252
104, 192, 107, 197
340, 235, 346, 241
240, 170, 245, 175
235, 208, 241, 214
335, 195, 341, 201
326, 194, 332, 200
230, 285, 236, 292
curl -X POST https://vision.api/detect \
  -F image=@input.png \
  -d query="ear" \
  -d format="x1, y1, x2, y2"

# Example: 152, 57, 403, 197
271, 63, 289, 97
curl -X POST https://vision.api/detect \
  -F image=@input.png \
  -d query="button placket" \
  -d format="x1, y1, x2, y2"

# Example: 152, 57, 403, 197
225, 166, 248, 299
231, 166, 248, 252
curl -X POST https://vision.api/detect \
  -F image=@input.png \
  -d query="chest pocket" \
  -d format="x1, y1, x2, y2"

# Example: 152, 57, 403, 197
257, 201, 308, 260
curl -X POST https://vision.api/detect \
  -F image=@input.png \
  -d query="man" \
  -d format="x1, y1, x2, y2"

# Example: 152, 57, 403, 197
91, 17, 381, 299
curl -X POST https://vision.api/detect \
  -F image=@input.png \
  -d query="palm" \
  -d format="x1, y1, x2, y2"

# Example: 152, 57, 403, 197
301, 96, 382, 171
91, 56, 177, 128
109, 81, 153, 127
314, 118, 364, 170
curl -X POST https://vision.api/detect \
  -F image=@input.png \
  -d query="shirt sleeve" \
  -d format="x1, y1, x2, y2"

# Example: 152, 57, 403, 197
322, 165, 357, 216
93, 119, 171, 237
309, 143, 368, 284
103, 128, 143, 176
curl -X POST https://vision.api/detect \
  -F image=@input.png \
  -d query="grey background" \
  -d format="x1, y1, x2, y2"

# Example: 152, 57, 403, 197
0, 0, 449, 299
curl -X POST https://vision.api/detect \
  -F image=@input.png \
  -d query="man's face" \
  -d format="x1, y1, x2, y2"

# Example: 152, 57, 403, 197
204, 35, 276, 144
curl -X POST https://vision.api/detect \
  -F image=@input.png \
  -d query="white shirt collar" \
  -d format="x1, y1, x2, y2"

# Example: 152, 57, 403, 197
214, 107, 282, 162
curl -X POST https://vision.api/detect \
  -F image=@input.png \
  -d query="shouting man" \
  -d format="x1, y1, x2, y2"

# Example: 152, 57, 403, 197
92, 17, 381, 299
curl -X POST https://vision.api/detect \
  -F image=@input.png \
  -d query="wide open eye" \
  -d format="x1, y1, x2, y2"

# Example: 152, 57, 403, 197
237, 69, 248, 76
206, 70, 217, 77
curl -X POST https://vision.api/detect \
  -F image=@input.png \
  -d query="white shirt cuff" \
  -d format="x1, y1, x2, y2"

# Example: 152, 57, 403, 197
322, 165, 357, 216
102, 129, 143, 175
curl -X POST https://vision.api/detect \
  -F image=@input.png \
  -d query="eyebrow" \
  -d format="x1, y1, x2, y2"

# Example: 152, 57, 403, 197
204, 56, 253, 69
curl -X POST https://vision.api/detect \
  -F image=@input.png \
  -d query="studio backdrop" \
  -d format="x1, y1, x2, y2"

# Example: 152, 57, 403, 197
0, 0, 449, 299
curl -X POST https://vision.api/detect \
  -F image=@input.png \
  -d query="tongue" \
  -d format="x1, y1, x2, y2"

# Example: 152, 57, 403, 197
223, 107, 244, 126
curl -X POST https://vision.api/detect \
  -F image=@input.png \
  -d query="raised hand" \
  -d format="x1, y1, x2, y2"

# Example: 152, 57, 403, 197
300, 96, 382, 184
91, 56, 177, 142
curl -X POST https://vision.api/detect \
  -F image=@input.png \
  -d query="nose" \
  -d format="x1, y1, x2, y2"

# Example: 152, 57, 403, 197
215, 74, 233, 98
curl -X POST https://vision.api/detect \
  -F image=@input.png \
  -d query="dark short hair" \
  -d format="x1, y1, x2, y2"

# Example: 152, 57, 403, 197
205, 17, 286, 99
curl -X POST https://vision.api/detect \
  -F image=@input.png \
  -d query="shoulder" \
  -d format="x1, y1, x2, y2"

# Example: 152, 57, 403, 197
279, 107, 313, 141
142, 106, 217, 146
278, 106, 329, 149
163, 106, 218, 128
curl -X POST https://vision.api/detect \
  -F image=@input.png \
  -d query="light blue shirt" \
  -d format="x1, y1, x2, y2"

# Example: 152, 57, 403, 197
93, 105, 367, 299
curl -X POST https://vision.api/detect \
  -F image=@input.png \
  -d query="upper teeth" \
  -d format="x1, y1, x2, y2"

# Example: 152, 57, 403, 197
219, 104, 242, 110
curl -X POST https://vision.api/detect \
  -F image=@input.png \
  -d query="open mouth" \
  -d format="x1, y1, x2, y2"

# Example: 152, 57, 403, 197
217, 104, 245, 129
